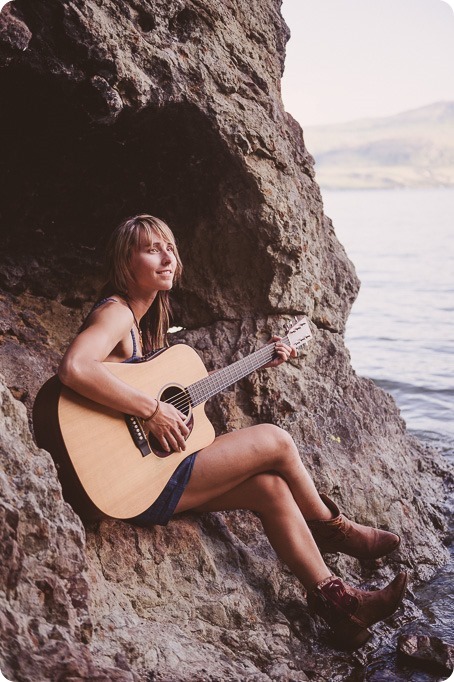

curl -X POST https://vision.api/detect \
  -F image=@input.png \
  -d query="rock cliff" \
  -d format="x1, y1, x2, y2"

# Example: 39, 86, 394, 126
0, 1, 452, 680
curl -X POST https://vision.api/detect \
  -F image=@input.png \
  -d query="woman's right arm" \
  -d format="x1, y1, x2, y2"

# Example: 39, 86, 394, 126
58, 303, 154, 416
58, 304, 189, 452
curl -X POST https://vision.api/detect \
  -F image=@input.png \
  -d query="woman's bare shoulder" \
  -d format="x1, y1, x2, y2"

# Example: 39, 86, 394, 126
83, 297, 133, 332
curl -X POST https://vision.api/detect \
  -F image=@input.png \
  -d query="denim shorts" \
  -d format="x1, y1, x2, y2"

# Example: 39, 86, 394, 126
127, 452, 198, 527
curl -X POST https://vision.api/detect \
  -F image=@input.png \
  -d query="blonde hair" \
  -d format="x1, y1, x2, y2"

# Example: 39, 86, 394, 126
102, 214, 183, 351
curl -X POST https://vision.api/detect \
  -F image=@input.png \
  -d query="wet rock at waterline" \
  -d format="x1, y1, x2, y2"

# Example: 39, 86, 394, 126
398, 634, 454, 677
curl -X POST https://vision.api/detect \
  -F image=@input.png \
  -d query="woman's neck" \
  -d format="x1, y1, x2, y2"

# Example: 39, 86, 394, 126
125, 291, 158, 321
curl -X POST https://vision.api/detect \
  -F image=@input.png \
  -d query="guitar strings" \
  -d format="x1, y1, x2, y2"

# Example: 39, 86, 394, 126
161, 391, 191, 413
152, 337, 293, 414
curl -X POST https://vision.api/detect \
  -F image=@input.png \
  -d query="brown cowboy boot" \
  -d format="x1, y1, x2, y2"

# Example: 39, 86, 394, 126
307, 494, 400, 559
308, 571, 408, 650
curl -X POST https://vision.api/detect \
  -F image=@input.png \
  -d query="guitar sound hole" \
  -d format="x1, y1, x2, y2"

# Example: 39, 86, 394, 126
160, 385, 191, 417
147, 384, 193, 458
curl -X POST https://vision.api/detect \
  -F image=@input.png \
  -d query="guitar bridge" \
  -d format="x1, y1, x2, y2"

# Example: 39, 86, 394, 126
125, 414, 152, 457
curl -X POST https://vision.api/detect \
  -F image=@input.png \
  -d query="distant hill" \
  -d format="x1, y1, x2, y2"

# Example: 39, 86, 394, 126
303, 102, 454, 190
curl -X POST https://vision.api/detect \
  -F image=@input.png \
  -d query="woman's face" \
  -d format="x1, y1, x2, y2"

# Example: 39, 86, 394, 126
128, 230, 177, 294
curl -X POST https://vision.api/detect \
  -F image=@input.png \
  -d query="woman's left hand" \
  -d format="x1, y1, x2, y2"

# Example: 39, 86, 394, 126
263, 336, 297, 368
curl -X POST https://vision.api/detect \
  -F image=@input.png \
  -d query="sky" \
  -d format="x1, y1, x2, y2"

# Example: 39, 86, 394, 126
281, 0, 454, 126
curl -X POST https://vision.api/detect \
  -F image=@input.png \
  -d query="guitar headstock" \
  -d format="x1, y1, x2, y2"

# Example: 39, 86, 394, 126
283, 317, 312, 349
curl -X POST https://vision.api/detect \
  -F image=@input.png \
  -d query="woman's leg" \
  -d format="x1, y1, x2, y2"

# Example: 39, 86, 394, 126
175, 423, 332, 521
180, 471, 332, 589
173, 426, 408, 647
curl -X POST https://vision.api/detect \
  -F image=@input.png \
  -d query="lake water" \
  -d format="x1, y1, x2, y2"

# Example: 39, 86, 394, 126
322, 188, 454, 680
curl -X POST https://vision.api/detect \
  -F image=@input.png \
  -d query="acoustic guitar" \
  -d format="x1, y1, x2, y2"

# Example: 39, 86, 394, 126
33, 318, 312, 520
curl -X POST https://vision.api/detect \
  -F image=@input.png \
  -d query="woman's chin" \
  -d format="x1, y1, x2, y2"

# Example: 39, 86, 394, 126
159, 281, 174, 291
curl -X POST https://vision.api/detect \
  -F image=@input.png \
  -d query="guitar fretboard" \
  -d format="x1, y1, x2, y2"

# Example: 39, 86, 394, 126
187, 335, 290, 407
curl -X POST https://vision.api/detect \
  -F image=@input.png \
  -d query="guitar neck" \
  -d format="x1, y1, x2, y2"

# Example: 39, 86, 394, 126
187, 335, 290, 407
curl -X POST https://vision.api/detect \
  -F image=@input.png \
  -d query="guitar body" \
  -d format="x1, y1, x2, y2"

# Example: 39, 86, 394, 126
33, 344, 215, 520
33, 317, 312, 522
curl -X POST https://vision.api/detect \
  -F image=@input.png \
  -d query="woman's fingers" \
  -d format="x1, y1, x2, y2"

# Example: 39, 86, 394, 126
162, 421, 187, 452
274, 341, 295, 361
178, 411, 191, 431
157, 428, 184, 453
160, 435, 170, 452
262, 335, 299, 368
146, 402, 190, 452
168, 431, 183, 452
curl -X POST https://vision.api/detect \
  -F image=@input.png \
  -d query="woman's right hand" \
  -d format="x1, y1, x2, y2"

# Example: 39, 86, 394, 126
143, 401, 190, 452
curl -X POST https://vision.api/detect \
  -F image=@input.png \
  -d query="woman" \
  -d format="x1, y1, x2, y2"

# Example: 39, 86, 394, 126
58, 214, 407, 650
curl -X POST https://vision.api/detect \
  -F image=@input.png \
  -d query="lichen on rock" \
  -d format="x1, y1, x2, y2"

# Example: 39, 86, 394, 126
0, 1, 452, 680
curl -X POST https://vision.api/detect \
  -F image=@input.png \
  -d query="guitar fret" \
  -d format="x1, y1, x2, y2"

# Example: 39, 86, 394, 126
186, 327, 311, 409
188, 340, 281, 407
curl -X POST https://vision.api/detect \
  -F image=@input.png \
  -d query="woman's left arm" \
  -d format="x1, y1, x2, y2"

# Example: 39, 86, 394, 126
262, 336, 297, 369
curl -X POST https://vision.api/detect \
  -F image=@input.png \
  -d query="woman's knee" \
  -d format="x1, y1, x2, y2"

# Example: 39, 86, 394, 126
252, 472, 292, 512
258, 423, 300, 468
